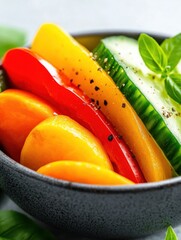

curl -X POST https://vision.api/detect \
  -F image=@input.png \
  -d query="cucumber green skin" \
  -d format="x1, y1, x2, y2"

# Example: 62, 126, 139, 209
93, 40, 181, 174
0, 68, 7, 93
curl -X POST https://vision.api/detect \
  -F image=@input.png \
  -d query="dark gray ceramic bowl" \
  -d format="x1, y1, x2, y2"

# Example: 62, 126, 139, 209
0, 32, 180, 240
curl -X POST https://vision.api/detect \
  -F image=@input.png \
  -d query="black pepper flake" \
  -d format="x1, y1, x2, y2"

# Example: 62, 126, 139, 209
104, 100, 108, 106
96, 100, 99, 106
75, 72, 79, 75
91, 98, 95, 103
162, 110, 172, 118
97, 67, 102, 72
70, 79, 73, 82
90, 79, 94, 84
77, 84, 81, 88
108, 134, 114, 141
122, 103, 126, 108
95, 86, 100, 91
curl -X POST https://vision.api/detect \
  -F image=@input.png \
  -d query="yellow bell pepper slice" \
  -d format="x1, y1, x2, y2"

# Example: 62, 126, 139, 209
31, 23, 174, 182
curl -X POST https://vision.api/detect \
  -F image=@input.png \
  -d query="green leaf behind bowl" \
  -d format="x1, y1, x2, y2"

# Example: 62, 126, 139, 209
0, 210, 55, 240
0, 26, 27, 58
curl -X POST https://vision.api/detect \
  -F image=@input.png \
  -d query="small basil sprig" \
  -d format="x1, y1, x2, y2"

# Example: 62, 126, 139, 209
138, 33, 181, 104
0, 210, 55, 240
165, 226, 178, 240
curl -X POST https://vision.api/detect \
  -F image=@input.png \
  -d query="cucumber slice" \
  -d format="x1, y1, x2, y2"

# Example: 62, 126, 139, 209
93, 36, 181, 173
0, 67, 7, 93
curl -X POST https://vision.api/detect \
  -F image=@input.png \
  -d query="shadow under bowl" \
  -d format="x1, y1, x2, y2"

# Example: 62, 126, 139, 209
0, 31, 180, 240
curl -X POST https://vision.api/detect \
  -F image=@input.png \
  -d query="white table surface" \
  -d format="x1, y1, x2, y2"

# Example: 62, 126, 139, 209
0, 0, 181, 239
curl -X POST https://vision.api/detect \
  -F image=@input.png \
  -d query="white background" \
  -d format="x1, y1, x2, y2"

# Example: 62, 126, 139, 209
0, 0, 181, 42
0, 0, 181, 239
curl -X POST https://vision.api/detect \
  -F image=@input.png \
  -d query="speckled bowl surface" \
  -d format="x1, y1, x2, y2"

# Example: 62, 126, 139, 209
0, 32, 180, 240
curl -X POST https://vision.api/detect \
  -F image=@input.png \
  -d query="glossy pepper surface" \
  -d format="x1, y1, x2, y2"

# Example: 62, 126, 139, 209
2, 48, 145, 183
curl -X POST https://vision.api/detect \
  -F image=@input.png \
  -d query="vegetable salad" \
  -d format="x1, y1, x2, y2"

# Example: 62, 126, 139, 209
0, 23, 180, 185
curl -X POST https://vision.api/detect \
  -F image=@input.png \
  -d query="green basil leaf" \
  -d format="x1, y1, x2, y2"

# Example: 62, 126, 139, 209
161, 33, 181, 71
165, 226, 178, 240
138, 33, 167, 74
0, 210, 56, 240
165, 73, 181, 104
0, 26, 27, 58
161, 33, 181, 54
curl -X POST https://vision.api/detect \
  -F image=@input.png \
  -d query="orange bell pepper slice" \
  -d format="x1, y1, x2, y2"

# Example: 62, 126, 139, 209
31, 23, 174, 182
0, 89, 58, 161
37, 161, 134, 185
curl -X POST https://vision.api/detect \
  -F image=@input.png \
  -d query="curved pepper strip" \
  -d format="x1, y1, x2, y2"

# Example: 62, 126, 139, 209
31, 23, 174, 182
2, 48, 145, 183
37, 161, 134, 185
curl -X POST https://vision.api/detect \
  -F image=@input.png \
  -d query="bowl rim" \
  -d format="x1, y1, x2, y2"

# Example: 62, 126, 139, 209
0, 30, 179, 194
72, 30, 169, 46
72, 30, 169, 39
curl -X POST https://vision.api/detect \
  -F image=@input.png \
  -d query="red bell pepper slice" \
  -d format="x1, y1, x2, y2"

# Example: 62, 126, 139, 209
2, 48, 145, 183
